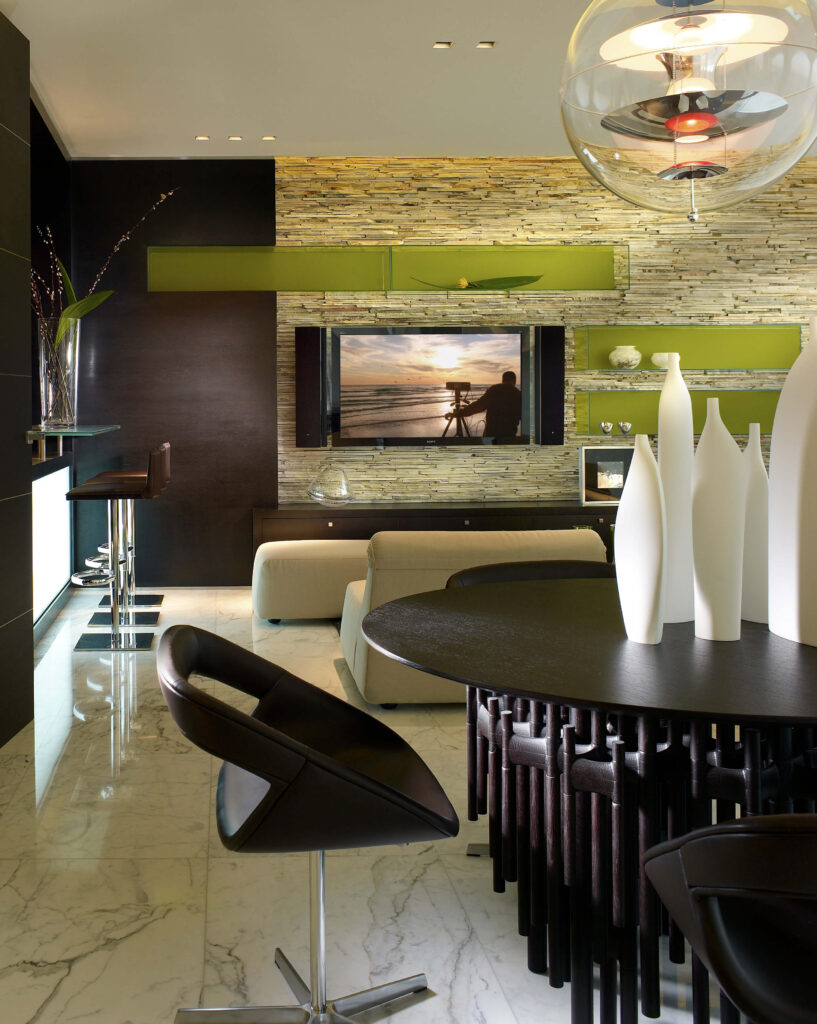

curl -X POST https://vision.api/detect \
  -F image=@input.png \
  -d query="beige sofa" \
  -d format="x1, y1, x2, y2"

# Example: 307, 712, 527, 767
339, 528, 608, 705
252, 539, 370, 620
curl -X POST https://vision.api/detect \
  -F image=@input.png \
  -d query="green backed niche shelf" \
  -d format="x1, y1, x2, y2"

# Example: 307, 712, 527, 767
576, 390, 782, 436
147, 244, 627, 293
575, 324, 801, 371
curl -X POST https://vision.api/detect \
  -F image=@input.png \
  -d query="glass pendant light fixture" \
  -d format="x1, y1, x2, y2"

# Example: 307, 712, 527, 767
561, 0, 817, 221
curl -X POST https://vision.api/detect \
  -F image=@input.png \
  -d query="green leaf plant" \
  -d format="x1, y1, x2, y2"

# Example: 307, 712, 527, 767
54, 258, 113, 345
32, 189, 177, 347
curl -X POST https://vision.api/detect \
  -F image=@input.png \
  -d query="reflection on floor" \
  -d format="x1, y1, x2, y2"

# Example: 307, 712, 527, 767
1, 588, 706, 1023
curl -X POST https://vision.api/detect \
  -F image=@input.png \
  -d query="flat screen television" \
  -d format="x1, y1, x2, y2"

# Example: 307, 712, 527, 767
328, 326, 534, 447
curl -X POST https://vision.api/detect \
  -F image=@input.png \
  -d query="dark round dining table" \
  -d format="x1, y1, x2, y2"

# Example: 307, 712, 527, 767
362, 577, 817, 724
363, 576, 817, 1024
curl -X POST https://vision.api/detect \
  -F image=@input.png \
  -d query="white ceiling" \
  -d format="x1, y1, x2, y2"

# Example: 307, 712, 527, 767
3, 0, 587, 158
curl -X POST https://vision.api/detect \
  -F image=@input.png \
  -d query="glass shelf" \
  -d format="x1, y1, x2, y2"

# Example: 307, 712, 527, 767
27, 424, 120, 462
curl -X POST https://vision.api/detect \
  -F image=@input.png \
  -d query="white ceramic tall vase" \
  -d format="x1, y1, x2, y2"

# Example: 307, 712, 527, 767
692, 398, 745, 641
768, 322, 817, 645
614, 433, 666, 645
658, 352, 694, 622
742, 423, 769, 624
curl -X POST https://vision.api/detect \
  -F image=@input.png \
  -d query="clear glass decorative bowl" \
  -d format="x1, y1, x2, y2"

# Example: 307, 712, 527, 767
307, 464, 354, 506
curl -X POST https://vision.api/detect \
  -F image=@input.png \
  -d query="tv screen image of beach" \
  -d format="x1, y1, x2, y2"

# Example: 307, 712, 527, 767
335, 328, 528, 444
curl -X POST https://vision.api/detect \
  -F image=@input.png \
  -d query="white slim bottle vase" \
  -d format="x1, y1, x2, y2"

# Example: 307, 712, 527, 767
768, 323, 817, 645
742, 423, 769, 624
658, 352, 694, 622
614, 433, 666, 645
692, 398, 745, 641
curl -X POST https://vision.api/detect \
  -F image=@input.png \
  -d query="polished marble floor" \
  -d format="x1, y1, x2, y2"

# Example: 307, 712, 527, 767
1, 588, 707, 1023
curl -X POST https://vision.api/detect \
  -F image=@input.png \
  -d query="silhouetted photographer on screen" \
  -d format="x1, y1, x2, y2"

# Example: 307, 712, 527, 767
460, 370, 521, 437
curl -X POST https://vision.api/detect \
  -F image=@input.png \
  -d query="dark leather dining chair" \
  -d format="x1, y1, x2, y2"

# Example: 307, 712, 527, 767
446, 557, 616, 826
157, 624, 459, 1024
445, 557, 632, 1020
644, 814, 817, 1024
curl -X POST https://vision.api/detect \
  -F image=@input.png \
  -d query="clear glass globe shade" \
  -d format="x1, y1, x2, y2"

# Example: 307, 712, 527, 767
561, 0, 817, 219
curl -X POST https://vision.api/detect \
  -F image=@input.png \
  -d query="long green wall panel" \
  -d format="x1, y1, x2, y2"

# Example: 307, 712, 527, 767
576, 390, 781, 435
389, 245, 621, 291
148, 245, 390, 292
574, 325, 801, 371
147, 243, 625, 293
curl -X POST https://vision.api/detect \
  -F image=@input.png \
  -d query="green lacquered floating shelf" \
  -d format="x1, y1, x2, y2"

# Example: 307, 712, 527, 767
574, 324, 801, 371
576, 390, 781, 436
147, 244, 628, 293
389, 245, 624, 291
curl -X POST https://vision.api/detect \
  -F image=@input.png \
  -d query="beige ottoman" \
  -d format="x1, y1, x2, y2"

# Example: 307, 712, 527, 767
252, 539, 369, 621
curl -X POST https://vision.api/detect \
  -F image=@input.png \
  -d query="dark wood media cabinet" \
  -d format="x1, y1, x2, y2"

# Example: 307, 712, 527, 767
253, 502, 617, 559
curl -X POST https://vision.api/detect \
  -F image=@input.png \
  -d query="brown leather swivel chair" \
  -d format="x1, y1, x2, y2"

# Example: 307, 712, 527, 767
644, 814, 817, 1024
157, 624, 459, 1024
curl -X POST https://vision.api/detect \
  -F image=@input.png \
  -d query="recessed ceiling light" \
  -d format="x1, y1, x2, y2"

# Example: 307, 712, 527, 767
261, 135, 277, 141
194, 135, 210, 141
227, 135, 243, 142
433, 41, 453, 48
476, 41, 495, 48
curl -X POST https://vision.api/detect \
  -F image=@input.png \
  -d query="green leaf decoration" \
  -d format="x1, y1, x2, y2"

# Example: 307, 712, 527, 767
410, 274, 542, 291
410, 276, 447, 289
56, 258, 77, 306
466, 275, 543, 290
55, 290, 114, 346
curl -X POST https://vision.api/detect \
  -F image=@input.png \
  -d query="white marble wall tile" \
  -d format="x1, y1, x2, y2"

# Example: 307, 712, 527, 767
0, 857, 206, 1024
0, 751, 33, 816
0, 784, 210, 862
202, 849, 519, 1023
442, 856, 712, 1024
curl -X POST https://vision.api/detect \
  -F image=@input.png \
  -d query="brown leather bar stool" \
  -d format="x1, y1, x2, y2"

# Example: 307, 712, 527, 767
85, 442, 171, 624
67, 443, 169, 651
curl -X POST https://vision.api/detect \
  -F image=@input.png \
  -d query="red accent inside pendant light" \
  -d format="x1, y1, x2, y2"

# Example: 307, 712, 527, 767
668, 160, 718, 169
665, 112, 719, 133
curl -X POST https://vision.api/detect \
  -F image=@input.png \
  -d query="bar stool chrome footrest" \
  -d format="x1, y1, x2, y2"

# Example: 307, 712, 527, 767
88, 610, 160, 627
72, 568, 115, 587
85, 553, 126, 570
74, 632, 154, 652
98, 540, 133, 554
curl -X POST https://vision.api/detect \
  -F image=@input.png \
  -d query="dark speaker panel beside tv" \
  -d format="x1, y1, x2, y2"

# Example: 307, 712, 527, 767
294, 324, 565, 448
536, 325, 566, 445
295, 326, 326, 448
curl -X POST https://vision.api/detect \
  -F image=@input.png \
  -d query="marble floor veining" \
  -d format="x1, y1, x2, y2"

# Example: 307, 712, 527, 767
1, 588, 705, 1023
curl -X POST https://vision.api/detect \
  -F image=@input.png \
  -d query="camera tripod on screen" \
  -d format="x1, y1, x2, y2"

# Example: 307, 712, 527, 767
441, 381, 472, 438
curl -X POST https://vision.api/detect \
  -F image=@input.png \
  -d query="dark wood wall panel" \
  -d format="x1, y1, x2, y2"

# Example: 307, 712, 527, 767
70, 160, 277, 585
0, 13, 32, 745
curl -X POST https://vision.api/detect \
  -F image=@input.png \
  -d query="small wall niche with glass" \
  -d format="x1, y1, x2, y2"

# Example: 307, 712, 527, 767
576, 389, 782, 437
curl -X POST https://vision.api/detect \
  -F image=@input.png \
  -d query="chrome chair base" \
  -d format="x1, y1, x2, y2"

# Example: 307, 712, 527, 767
171, 850, 430, 1024
173, 961, 427, 1024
